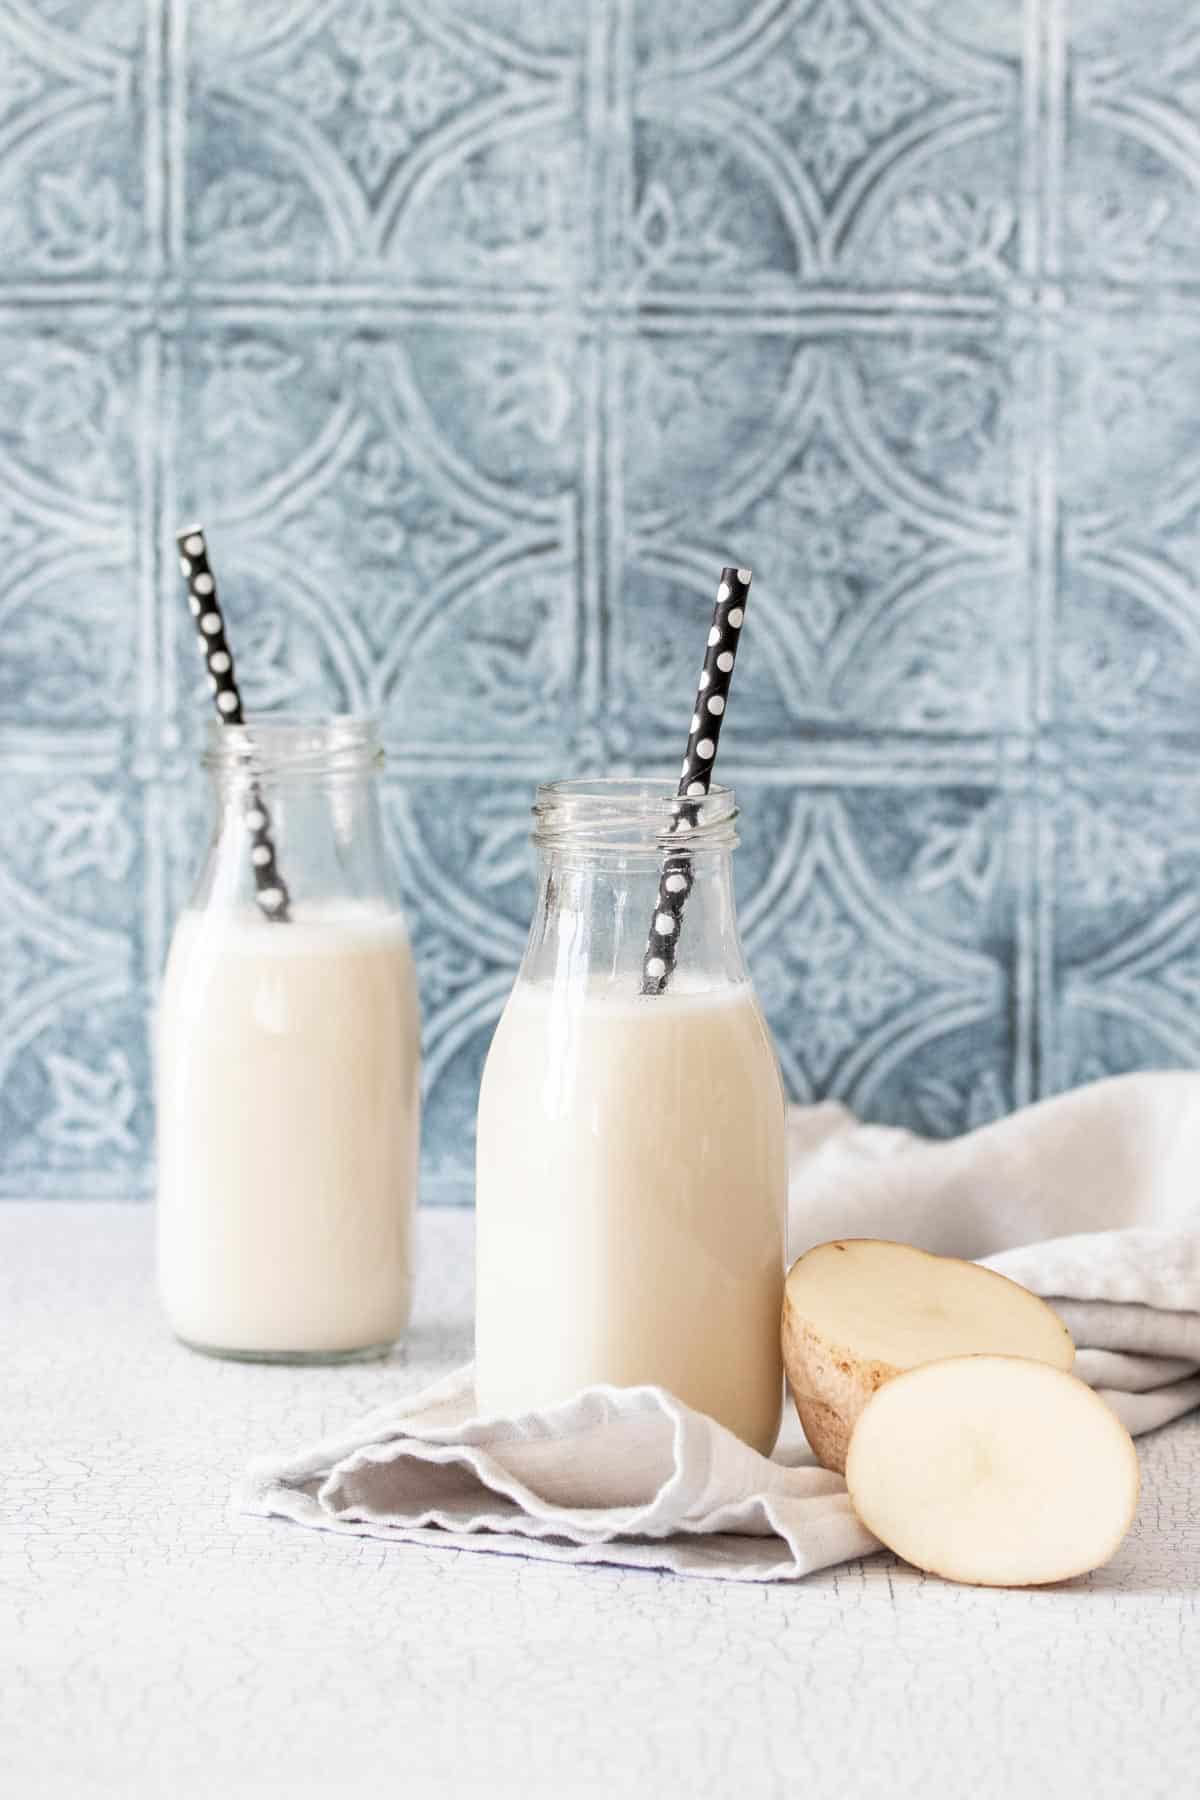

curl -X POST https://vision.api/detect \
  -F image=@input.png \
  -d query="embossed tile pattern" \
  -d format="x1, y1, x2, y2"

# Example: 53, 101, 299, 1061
3, 1, 1200, 1199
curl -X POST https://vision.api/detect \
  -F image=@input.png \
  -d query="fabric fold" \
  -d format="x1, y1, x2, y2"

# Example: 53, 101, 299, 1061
240, 1368, 878, 1582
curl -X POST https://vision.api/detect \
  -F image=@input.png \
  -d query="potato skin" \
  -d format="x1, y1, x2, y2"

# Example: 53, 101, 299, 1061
781, 1298, 895, 1474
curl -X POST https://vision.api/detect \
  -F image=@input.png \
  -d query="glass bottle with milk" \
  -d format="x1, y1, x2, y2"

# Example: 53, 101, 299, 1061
475, 779, 786, 1453
157, 716, 420, 1361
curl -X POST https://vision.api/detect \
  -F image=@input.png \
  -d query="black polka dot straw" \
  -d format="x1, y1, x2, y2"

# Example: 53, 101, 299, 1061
641, 565, 752, 996
176, 525, 291, 923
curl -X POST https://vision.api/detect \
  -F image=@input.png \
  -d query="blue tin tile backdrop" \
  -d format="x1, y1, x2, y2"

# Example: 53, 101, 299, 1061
4, 0, 1200, 1200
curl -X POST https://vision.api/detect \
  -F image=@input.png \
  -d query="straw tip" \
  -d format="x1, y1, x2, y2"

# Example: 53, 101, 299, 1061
722, 564, 752, 585
176, 522, 206, 545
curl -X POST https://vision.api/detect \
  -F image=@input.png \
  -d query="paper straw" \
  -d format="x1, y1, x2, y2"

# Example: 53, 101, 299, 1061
641, 566, 752, 996
176, 526, 291, 922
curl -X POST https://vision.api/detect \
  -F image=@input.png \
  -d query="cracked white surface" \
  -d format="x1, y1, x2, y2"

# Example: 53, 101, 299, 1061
4, 1204, 1199, 1800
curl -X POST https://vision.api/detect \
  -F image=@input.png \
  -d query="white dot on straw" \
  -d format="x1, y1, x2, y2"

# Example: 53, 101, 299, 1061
210, 650, 231, 673
708, 627, 721, 647
698, 670, 711, 688
217, 690, 238, 714
681, 759, 690, 778
717, 582, 730, 604
201, 613, 221, 635
655, 913, 675, 935
665, 873, 687, 894
690, 713, 700, 732
696, 737, 715, 759
728, 607, 743, 628
707, 695, 725, 715
208, 675, 218, 693
194, 572, 214, 596
259, 887, 284, 910
189, 594, 201, 616
246, 809, 266, 831
717, 650, 734, 672
687, 781, 705, 797
185, 534, 204, 556
645, 956, 666, 979
737, 567, 751, 583
179, 557, 191, 577
674, 814, 692, 831
252, 845, 271, 866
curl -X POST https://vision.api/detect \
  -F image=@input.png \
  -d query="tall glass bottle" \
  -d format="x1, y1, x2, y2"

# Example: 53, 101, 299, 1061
475, 779, 785, 1453
157, 716, 420, 1362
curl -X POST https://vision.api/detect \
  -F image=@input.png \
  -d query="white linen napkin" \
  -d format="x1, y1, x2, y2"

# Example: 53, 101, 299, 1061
241, 1072, 1200, 1582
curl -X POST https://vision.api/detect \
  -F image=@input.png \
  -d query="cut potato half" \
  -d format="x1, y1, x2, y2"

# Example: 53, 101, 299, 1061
845, 1355, 1140, 1587
783, 1239, 1074, 1472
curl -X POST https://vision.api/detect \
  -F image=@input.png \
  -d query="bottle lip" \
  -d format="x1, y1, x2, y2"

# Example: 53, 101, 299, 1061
533, 776, 738, 852
202, 713, 383, 778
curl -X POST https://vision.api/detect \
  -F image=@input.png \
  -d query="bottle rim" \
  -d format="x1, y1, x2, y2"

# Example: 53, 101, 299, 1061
532, 776, 738, 853
202, 713, 382, 779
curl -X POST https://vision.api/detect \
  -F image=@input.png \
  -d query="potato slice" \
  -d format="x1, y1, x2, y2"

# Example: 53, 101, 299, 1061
783, 1238, 1074, 1471
845, 1355, 1140, 1586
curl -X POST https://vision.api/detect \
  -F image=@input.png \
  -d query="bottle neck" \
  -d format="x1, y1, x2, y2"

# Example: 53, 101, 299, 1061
520, 778, 747, 992
193, 716, 396, 917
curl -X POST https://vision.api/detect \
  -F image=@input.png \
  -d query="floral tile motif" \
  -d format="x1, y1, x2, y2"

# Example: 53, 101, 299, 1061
401, 326, 582, 496
1065, 14, 1200, 288
1051, 773, 1200, 1089
839, 129, 1021, 292
1, 759, 142, 934
188, 0, 583, 281
1053, 561, 1200, 742
736, 787, 1011, 1119
1055, 315, 1200, 517
386, 775, 534, 955
633, 0, 1017, 288
0, 324, 138, 730
1055, 313, 1200, 740
0, 986, 150, 1194
0, 752, 146, 1195
628, 333, 1025, 733
168, 325, 581, 758
623, 332, 797, 518
629, 123, 806, 293
0, 3, 145, 278
725, 4, 939, 205
4, 0, 1200, 1198
391, 121, 589, 293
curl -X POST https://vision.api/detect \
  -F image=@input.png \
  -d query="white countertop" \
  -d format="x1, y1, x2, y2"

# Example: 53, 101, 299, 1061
4, 1204, 1198, 1800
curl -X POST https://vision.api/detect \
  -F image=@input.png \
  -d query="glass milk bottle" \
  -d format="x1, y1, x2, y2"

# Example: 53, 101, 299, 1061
475, 779, 786, 1454
157, 716, 420, 1361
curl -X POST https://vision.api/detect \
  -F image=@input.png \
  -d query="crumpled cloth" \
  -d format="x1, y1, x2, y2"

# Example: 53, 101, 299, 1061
241, 1072, 1200, 1581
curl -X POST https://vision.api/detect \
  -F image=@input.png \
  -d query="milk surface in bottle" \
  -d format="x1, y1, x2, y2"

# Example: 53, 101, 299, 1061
475, 780, 786, 1453
156, 717, 420, 1361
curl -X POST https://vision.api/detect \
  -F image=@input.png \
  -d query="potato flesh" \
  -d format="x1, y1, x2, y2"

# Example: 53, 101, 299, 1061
786, 1240, 1074, 1371
845, 1356, 1141, 1587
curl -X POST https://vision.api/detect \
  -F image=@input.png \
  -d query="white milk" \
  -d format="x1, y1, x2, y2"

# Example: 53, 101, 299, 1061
157, 903, 420, 1356
475, 977, 786, 1454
